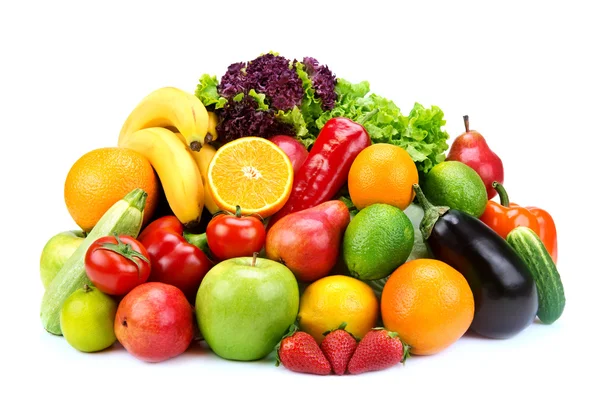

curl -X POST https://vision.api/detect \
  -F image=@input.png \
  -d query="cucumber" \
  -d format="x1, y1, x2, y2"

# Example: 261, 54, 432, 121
506, 226, 565, 324
40, 188, 147, 335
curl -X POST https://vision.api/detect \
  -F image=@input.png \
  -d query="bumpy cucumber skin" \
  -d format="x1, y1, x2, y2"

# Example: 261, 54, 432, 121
507, 226, 565, 324
40, 189, 147, 335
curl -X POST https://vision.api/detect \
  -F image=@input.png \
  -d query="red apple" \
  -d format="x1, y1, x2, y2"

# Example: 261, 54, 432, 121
269, 135, 309, 174
114, 282, 194, 363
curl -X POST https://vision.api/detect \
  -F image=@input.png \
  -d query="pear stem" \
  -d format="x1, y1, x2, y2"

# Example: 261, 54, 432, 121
463, 115, 470, 132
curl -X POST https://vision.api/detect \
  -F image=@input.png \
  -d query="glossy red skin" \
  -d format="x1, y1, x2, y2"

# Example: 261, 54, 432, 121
114, 282, 194, 363
268, 118, 371, 228
266, 200, 350, 282
138, 216, 212, 302
206, 213, 266, 260
269, 135, 309, 175
84, 235, 150, 296
447, 130, 504, 200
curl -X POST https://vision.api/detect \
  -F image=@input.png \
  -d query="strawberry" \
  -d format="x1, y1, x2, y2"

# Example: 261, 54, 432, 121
347, 328, 409, 374
320, 322, 358, 375
275, 325, 331, 375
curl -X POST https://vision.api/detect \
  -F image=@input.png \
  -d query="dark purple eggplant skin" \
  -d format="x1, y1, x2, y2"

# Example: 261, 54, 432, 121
427, 209, 538, 339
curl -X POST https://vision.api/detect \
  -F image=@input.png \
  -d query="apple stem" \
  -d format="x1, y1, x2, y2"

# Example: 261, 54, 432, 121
83, 284, 92, 293
252, 252, 258, 267
463, 115, 470, 132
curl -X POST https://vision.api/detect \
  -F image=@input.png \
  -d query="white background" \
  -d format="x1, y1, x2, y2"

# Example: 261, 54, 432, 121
2, 1, 598, 399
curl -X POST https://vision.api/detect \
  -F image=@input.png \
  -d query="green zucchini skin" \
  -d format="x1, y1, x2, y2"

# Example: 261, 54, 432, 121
507, 226, 565, 324
40, 189, 147, 335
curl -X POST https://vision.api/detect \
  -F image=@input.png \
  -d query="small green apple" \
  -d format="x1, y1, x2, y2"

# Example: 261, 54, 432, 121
195, 254, 299, 361
40, 230, 86, 289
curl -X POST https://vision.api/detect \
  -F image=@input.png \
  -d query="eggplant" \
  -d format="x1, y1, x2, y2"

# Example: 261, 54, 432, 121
413, 184, 538, 339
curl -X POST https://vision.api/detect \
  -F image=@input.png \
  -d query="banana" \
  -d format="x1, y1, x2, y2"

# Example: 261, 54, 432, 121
119, 127, 205, 227
207, 111, 218, 138
176, 132, 221, 215
118, 87, 214, 151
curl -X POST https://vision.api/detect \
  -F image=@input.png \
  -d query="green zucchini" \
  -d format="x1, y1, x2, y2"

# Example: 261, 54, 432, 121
40, 188, 147, 335
506, 226, 565, 324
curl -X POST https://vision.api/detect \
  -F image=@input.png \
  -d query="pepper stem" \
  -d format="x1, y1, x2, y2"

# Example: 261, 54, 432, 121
492, 181, 510, 207
412, 184, 449, 240
463, 115, 470, 132
235, 205, 242, 218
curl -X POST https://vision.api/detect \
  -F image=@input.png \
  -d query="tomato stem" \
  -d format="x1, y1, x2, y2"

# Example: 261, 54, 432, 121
492, 181, 510, 207
463, 115, 470, 132
98, 235, 149, 278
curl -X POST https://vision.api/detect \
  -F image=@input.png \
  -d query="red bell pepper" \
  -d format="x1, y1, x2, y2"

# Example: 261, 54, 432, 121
479, 181, 558, 263
137, 216, 213, 302
268, 116, 372, 228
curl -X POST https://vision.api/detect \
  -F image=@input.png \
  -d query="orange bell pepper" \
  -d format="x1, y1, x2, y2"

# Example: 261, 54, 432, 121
479, 181, 558, 263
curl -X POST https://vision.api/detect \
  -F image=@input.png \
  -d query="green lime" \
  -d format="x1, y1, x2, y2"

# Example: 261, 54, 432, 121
342, 203, 414, 281
421, 161, 487, 217
363, 203, 433, 298
60, 285, 117, 352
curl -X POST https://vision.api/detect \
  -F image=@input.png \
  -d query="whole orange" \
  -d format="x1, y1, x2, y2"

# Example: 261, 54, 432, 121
381, 259, 474, 355
64, 147, 159, 232
348, 143, 418, 210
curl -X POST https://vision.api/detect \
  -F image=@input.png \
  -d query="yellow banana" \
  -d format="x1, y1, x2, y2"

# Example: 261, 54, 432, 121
119, 127, 205, 227
176, 132, 220, 215
207, 111, 218, 138
118, 87, 214, 151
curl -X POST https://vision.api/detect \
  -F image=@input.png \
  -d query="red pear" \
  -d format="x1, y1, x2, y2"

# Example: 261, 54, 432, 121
447, 115, 504, 199
265, 200, 350, 282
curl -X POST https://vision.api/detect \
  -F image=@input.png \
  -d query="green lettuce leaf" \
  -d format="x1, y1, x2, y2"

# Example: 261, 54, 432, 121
294, 62, 327, 147
195, 74, 228, 109
247, 89, 269, 111
315, 78, 449, 173
274, 106, 314, 148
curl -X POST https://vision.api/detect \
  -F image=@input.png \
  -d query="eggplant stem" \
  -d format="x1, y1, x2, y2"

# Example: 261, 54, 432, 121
412, 184, 449, 240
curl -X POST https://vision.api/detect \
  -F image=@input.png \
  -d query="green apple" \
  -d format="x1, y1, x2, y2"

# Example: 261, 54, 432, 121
40, 230, 86, 289
195, 255, 299, 361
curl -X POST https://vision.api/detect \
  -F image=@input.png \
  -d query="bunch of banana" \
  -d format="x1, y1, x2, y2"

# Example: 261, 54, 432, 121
118, 87, 220, 227
118, 86, 216, 151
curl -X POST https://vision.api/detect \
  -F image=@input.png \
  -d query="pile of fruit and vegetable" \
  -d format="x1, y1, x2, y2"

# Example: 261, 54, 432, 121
39, 51, 565, 375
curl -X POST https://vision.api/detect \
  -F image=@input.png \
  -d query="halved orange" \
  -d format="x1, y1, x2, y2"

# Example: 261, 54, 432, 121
207, 137, 294, 218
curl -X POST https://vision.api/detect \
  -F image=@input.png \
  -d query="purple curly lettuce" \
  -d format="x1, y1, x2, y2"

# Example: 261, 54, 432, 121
302, 57, 337, 110
218, 62, 246, 98
217, 53, 304, 111
215, 94, 294, 143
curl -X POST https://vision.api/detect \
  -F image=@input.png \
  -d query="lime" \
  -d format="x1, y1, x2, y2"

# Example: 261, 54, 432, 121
365, 203, 433, 298
60, 285, 117, 352
342, 203, 414, 281
421, 161, 487, 217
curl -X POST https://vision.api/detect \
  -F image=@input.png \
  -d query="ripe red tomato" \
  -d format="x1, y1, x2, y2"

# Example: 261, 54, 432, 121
206, 207, 266, 260
85, 235, 151, 296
